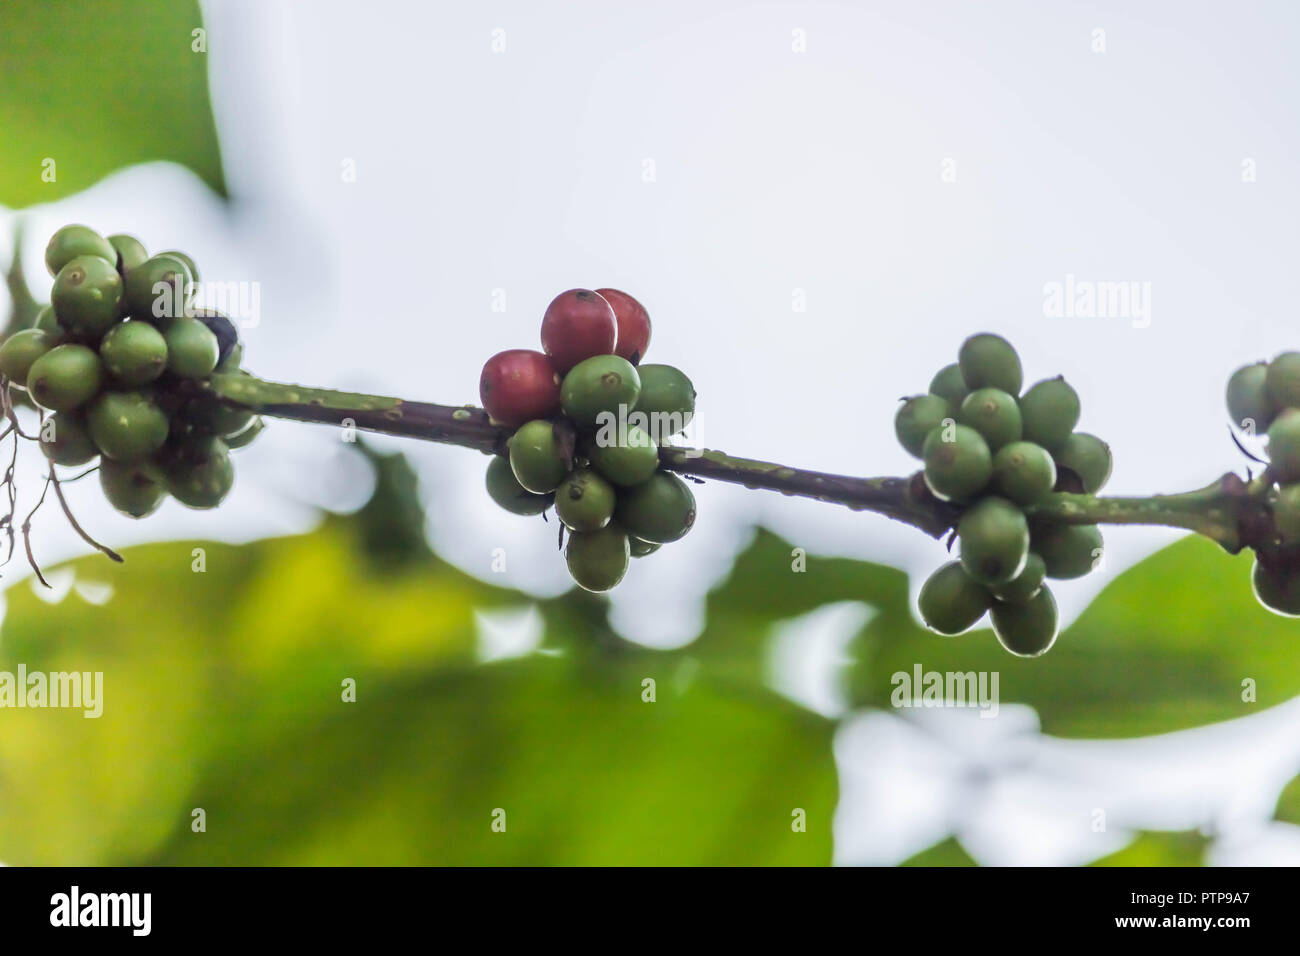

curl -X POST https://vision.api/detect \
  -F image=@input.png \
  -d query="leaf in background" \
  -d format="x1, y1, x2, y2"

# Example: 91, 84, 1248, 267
900, 835, 978, 866
0, 0, 225, 208
1276, 773, 1300, 824
1088, 830, 1209, 866
3, 221, 41, 336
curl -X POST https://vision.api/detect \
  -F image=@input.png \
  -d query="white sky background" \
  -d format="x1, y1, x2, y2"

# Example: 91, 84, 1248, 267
3, 0, 1300, 864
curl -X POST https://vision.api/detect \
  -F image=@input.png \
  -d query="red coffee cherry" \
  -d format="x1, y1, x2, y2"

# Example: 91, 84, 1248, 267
479, 349, 561, 426
540, 289, 617, 373
595, 288, 651, 365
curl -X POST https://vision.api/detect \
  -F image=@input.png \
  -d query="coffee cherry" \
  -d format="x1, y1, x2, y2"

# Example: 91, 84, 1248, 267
560, 354, 641, 427
555, 468, 616, 532
158, 250, 199, 284
629, 536, 661, 558
958, 388, 1022, 450
479, 349, 561, 427
484, 455, 552, 515
922, 423, 992, 501
1019, 377, 1080, 451
107, 234, 148, 273
958, 496, 1030, 586
33, 305, 60, 334
958, 333, 1022, 395
86, 391, 169, 461
596, 288, 651, 364
52, 255, 123, 338
540, 289, 617, 374
44, 225, 115, 276
164, 436, 234, 509
928, 363, 969, 412
1225, 362, 1276, 434
1032, 522, 1103, 579
185, 396, 255, 437
614, 471, 696, 543
991, 586, 1058, 657
99, 321, 167, 385
991, 552, 1046, 605
508, 419, 568, 493
26, 344, 103, 411
0, 328, 57, 384
585, 425, 658, 486
38, 413, 98, 466
917, 561, 992, 635
100, 459, 168, 518
895, 394, 951, 459
1267, 409, 1300, 482
633, 364, 695, 437
1054, 432, 1112, 493
223, 417, 265, 450
991, 441, 1056, 504
124, 254, 192, 323
192, 310, 239, 366
1266, 352, 1300, 409
1275, 484, 1300, 543
564, 525, 630, 592
217, 341, 244, 372
164, 317, 219, 378
1252, 560, 1300, 616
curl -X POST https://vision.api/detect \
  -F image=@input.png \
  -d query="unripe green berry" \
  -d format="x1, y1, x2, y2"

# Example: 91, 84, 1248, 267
958, 496, 1030, 586
1019, 377, 1081, 451
38, 413, 98, 466
508, 420, 568, 493
1032, 522, 1103, 579
124, 254, 192, 323
958, 333, 1022, 395
0, 328, 58, 384
100, 321, 167, 385
185, 397, 255, 437
917, 561, 992, 635
895, 394, 951, 459
1054, 432, 1112, 493
991, 441, 1056, 504
614, 471, 696, 543
1267, 409, 1300, 482
100, 459, 167, 518
52, 255, 123, 338
1252, 560, 1300, 616
991, 552, 1046, 605
223, 417, 265, 450
163, 317, 219, 378
44, 225, 115, 276
217, 341, 244, 372
107, 234, 148, 273
1265, 352, 1300, 410
1275, 484, 1300, 544
958, 387, 1022, 450
86, 391, 169, 461
991, 586, 1058, 657
33, 305, 60, 334
585, 425, 658, 486
565, 525, 630, 592
164, 436, 234, 509
928, 363, 968, 412
629, 536, 661, 558
560, 354, 641, 427
485, 455, 552, 515
1226, 362, 1276, 435
555, 468, 616, 532
634, 364, 695, 437
922, 423, 992, 501
158, 250, 199, 283
26, 344, 103, 411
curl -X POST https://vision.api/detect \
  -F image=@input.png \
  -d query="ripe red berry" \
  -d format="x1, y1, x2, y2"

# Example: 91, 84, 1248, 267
596, 288, 651, 364
479, 349, 561, 426
540, 289, 617, 373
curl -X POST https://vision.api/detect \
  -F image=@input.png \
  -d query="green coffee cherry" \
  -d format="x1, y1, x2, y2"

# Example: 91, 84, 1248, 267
1251, 560, 1300, 617
922, 423, 992, 501
124, 254, 192, 323
1267, 409, 1300, 482
991, 552, 1046, 605
164, 317, 219, 378
38, 413, 98, 466
917, 561, 992, 635
958, 333, 1022, 395
1225, 362, 1276, 435
158, 250, 199, 284
560, 354, 641, 427
1275, 484, 1300, 543
99, 321, 167, 385
217, 341, 244, 372
44, 225, 115, 276
1054, 432, 1112, 493
485, 455, 552, 515
185, 397, 255, 437
585, 425, 658, 486
895, 394, 951, 459
1019, 377, 1080, 451
958, 496, 1030, 586
555, 468, 616, 532
1265, 352, 1300, 409
508, 420, 568, 493
991, 586, 1058, 657
1032, 522, 1103, 579
223, 417, 265, 450
86, 391, 169, 461
629, 537, 661, 558
634, 364, 695, 436
0, 328, 57, 384
164, 437, 234, 509
26, 344, 103, 411
614, 471, 696, 543
958, 388, 1022, 450
52, 255, 123, 338
928, 363, 968, 411
33, 305, 60, 334
100, 459, 167, 518
991, 441, 1056, 504
107, 234, 148, 273
565, 525, 630, 592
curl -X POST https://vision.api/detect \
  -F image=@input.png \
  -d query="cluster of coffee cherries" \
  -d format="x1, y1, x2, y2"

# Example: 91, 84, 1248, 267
1226, 353, 1300, 615
479, 289, 696, 592
895, 333, 1113, 657
0, 224, 260, 517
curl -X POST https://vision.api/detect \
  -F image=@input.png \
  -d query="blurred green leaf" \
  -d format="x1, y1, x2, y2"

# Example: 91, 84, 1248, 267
900, 835, 977, 866
3, 222, 41, 336
0, 0, 225, 208
1089, 831, 1209, 866
1276, 774, 1300, 824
